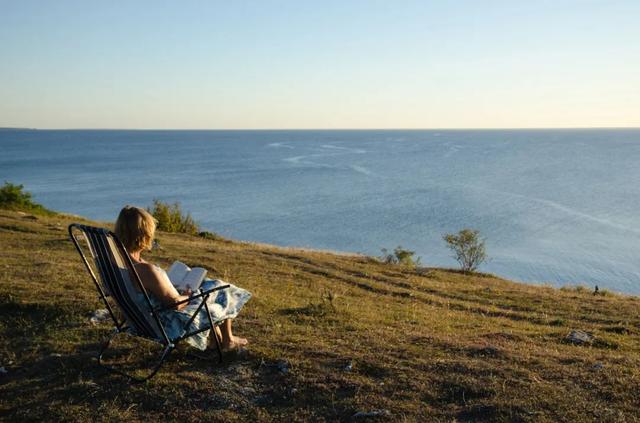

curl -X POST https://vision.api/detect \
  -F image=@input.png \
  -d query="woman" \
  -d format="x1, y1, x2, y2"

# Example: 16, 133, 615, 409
114, 205, 250, 351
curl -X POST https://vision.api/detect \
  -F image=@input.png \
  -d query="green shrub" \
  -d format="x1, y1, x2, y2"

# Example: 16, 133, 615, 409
443, 228, 487, 273
380, 246, 421, 268
198, 231, 222, 240
0, 182, 54, 215
148, 199, 199, 234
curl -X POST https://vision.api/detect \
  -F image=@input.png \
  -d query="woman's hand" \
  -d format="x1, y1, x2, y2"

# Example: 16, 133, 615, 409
175, 288, 193, 310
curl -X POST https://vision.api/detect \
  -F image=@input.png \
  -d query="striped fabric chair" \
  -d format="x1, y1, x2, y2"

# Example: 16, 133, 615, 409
68, 223, 229, 382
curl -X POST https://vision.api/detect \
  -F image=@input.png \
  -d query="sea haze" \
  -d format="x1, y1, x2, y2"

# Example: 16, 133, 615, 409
1, 129, 639, 294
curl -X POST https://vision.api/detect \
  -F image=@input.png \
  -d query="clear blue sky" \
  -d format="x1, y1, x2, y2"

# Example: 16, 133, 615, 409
1, 0, 638, 129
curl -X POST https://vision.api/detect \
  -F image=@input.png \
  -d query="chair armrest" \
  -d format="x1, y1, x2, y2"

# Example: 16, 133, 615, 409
153, 284, 230, 312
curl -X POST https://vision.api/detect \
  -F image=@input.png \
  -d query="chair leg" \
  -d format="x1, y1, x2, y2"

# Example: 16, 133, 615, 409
98, 331, 174, 383
202, 300, 224, 364
211, 324, 224, 364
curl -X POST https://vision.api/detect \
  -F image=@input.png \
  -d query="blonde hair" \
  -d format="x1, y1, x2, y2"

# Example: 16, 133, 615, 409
114, 206, 156, 252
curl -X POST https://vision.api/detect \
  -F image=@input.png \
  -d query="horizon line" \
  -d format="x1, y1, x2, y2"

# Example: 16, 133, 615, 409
1, 126, 639, 131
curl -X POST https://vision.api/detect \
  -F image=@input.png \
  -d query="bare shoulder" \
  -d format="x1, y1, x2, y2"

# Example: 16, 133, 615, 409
134, 263, 162, 279
132, 263, 171, 293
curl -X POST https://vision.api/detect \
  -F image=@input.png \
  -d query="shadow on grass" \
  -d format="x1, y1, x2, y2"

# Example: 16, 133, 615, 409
279, 302, 336, 318
0, 223, 39, 233
0, 294, 76, 339
435, 267, 496, 278
1, 319, 357, 421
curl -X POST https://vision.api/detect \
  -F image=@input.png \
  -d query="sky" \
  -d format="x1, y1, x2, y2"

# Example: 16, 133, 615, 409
0, 0, 638, 129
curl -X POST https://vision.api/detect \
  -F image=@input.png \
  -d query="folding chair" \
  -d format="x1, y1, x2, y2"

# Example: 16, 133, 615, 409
68, 223, 229, 382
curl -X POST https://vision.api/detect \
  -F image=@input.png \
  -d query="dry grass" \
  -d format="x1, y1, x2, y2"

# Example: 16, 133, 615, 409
0, 209, 639, 422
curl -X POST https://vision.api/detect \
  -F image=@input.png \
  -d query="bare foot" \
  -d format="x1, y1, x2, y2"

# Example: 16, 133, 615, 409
222, 335, 249, 351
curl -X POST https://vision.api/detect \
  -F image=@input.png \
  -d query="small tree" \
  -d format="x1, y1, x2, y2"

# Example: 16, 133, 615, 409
380, 246, 421, 268
443, 229, 487, 273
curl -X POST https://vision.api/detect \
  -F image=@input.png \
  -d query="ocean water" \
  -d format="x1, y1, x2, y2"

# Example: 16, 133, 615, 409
1, 129, 639, 294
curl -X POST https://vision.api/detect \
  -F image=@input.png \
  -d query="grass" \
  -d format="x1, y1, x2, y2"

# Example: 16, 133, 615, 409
0, 208, 639, 422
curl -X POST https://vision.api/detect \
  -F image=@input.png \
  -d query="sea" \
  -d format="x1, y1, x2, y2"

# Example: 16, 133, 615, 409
1, 128, 639, 294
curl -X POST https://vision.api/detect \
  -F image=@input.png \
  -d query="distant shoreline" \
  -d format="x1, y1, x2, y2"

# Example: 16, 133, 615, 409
1, 127, 639, 132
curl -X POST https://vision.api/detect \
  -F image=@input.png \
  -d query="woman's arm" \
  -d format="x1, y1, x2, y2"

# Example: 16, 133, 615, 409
134, 263, 191, 310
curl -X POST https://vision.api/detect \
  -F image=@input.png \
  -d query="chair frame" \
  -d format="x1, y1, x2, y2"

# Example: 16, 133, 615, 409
69, 223, 230, 383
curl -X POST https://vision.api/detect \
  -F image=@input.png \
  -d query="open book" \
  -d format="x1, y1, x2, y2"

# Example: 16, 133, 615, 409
166, 261, 207, 292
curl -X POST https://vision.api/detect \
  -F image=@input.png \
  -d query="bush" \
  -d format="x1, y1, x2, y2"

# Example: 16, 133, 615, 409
148, 199, 199, 234
380, 246, 421, 268
198, 231, 222, 240
443, 228, 487, 273
0, 182, 54, 215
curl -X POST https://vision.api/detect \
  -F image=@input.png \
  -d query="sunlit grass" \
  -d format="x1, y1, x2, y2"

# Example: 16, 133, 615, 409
1, 209, 639, 422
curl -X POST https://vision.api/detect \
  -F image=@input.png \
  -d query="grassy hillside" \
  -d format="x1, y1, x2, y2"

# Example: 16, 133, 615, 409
0, 209, 639, 422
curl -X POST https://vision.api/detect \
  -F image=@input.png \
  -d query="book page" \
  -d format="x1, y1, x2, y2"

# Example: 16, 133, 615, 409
167, 261, 190, 289
182, 267, 207, 291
